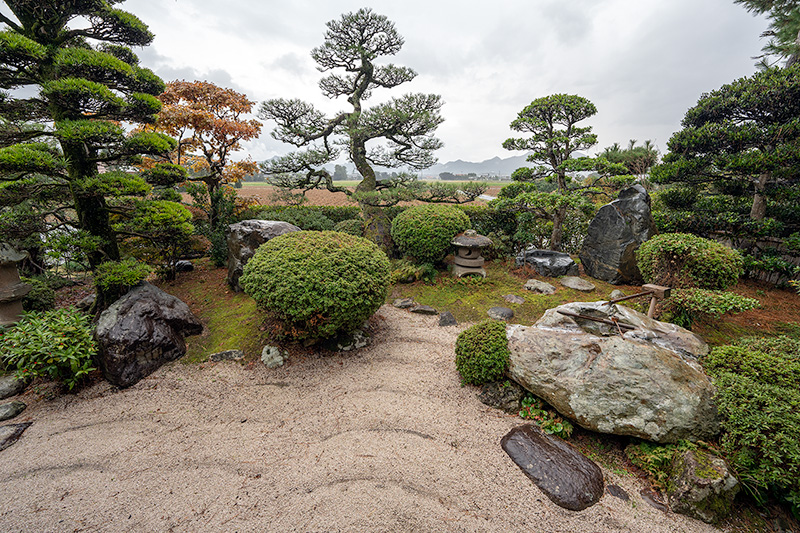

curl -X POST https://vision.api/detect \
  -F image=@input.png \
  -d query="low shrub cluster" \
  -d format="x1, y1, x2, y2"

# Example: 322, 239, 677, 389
240, 231, 390, 341
257, 205, 362, 226
391, 204, 470, 264
454, 319, 510, 385
662, 288, 759, 329
636, 233, 743, 290
20, 276, 56, 312
0, 308, 97, 390
333, 218, 364, 236
703, 336, 800, 513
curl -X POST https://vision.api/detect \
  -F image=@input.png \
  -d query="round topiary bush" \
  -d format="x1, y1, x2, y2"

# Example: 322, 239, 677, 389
390, 204, 470, 264
636, 233, 743, 290
333, 218, 364, 236
240, 231, 390, 341
455, 319, 510, 385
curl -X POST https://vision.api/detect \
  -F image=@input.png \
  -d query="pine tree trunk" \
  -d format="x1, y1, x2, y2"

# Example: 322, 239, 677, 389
549, 206, 567, 252
750, 172, 769, 220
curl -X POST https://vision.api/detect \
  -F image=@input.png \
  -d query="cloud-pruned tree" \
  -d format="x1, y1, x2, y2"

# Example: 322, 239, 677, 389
736, 0, 800, 68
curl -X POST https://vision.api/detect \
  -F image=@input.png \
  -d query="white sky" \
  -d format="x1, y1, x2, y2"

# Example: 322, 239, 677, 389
11, 1, 773, 164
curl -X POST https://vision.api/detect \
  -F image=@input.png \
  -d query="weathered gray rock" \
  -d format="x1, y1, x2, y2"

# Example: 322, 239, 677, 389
503, 294, 525, 305
488, 307, 514, 320
610, 289, 626, 300
438, 311, 457, 327
392, 298, 415, 309
501, 424, 604, 511
0, 401, 25, 421
0, 422, 31, 452
174, 260, 194, 272
410, 305, 437, 315
261, 345, 288, 368
579, 185, 656, 285
479, 380, 525, 413
516, 248, 579, 277
667, 450, 740, 524
321, 330, 370, 352
606, 485, 630, 501
507, 301, 718, 443
95, 282, 203, 388
0, 374, 29, 400
226, 220, 301, 292
524, 279, 557, 295
75, 293, 96, 312
560, 276, 596, 292
209, 349, 245, 362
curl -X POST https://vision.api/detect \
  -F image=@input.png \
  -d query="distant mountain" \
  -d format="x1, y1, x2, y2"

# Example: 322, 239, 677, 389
421, 154, 532, 178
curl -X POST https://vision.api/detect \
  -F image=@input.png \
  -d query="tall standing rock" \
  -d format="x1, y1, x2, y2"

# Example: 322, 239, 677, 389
95, 283, 203, 388
226, 220, 300, 292
579, 185, 656, 285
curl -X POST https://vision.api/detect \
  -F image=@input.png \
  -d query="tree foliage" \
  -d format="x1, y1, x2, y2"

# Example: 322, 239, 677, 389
499, 94, 628, 251
735, 0, 800, 67
258, 8, 484, 249
0, 0, 187, 306
601, 139, 659, 180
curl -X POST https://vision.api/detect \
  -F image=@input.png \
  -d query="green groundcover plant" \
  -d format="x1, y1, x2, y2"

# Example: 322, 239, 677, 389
0, 308, 97, 390
454, 319, 510, 385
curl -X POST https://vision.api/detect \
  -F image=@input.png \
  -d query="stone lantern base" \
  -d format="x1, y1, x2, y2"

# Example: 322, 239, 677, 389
0, 244, 32, 326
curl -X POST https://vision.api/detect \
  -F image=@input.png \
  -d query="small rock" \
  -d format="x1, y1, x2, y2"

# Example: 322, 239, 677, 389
479, 380, 525, 413
516, 248, 579, 277
667, 450, 740, 524
438, 311, 457, 327
503, 294, 525, 305
174, 260, 194, 272
488, 307, 514, 320
392, 298, 415, 309
610, 289, 626, 300
523, 279, 557, 295
0, 375, 29, 400
0, 422, 31, 452
606, 484, 630, 501
322, 330, 370, 352
209, 349, 245, 362
410, 305, 438, 315
0, 401, 26, 422
640, 489, 669, 512
75, 293, 96, 312
261, 345, 288, 368
560, 276, 596, 292
502, 424, 604, 511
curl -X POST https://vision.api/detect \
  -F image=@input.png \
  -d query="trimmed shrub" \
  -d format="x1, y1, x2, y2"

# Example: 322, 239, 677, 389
240, 231, 390, 341
21, 276, 56, 312
703, 337, 800, 509
0, 308, 97, 390
636, 233, 743, 290
662, 288, 759, 329
334, 218, 364, 236
454, 319, 510, 385
257, 205, 362, 225
391, 204, 470, 264
263, 208, 335, 231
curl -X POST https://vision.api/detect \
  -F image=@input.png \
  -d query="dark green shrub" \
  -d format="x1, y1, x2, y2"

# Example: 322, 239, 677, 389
21, 276, 56, 312
662, 288, 759, 329
703, 337, 800, 509
334, 218, 364, 236
94, 258, 151, 304
636, 233, 743, 289
240, 231, 390, 341
263, 208, 335, 231
258, 205, 362, 225
0, 308, 97, 390
454, 319, 510, 385
390, 204, 470, 264
389, 259, 437, 284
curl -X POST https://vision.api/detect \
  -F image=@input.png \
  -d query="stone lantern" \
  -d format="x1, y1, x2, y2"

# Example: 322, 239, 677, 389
451, 230, 492, 278
0, 244, 31, 326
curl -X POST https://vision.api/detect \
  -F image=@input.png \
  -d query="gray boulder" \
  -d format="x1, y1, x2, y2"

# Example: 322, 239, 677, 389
0, 374, 29, 400
502, 424, 604, 511
0, 401, 26, 422
226, 220, 301, 292
507, 301, 718, 443
0, 422, 31, 452
95, 283, 203, 388
579, 185, 656, 285
523, 279, 557, 295
560, 276, 596, 292
488, 307, 514, 320
438, 311, 457, 327
516, 248, 578, 277
667, 450, 740, 524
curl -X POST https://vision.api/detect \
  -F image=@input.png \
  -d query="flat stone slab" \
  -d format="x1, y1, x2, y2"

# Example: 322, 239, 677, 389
0, 401, 26, 422
503, 294, 525, 305
524, 279, 557, 295
438, 311, 457, 327
0, 422, 31, 452
392, 298, 415, 309
560, 276, 596, 292
209, 350, 245, 362
501, 424, 604, 511
488, 307, 514, 320
0, 375, 29, 400
410, 305, 438, 315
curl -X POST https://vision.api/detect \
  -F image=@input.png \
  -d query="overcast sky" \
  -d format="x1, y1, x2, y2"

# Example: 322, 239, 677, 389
114, 2, 769, 163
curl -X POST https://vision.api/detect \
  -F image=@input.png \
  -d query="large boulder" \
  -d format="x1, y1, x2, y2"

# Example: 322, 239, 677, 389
225, 220, 300, 292
515, 248, 578, 277
507, 301, 719, 443
579, 184, 656, 284
95, 283, 203, 388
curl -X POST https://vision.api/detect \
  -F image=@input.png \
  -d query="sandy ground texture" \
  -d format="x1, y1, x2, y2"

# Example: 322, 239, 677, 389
0, 306, 723, 533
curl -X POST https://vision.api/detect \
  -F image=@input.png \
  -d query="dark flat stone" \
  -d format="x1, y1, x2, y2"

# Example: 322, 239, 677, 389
501, 424, 604, 511
640, 488, 668, 512
392, 298, 415, 309
0, 374, 29, 400
0, 422, 31, 452
503, 294, 525, 305
438, 311, 457, 327
209, 349, 245, 362
606, 484, 630, 501
410, 305, 437, 315
488, 307, 514, 320
0, 401, 26, 421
